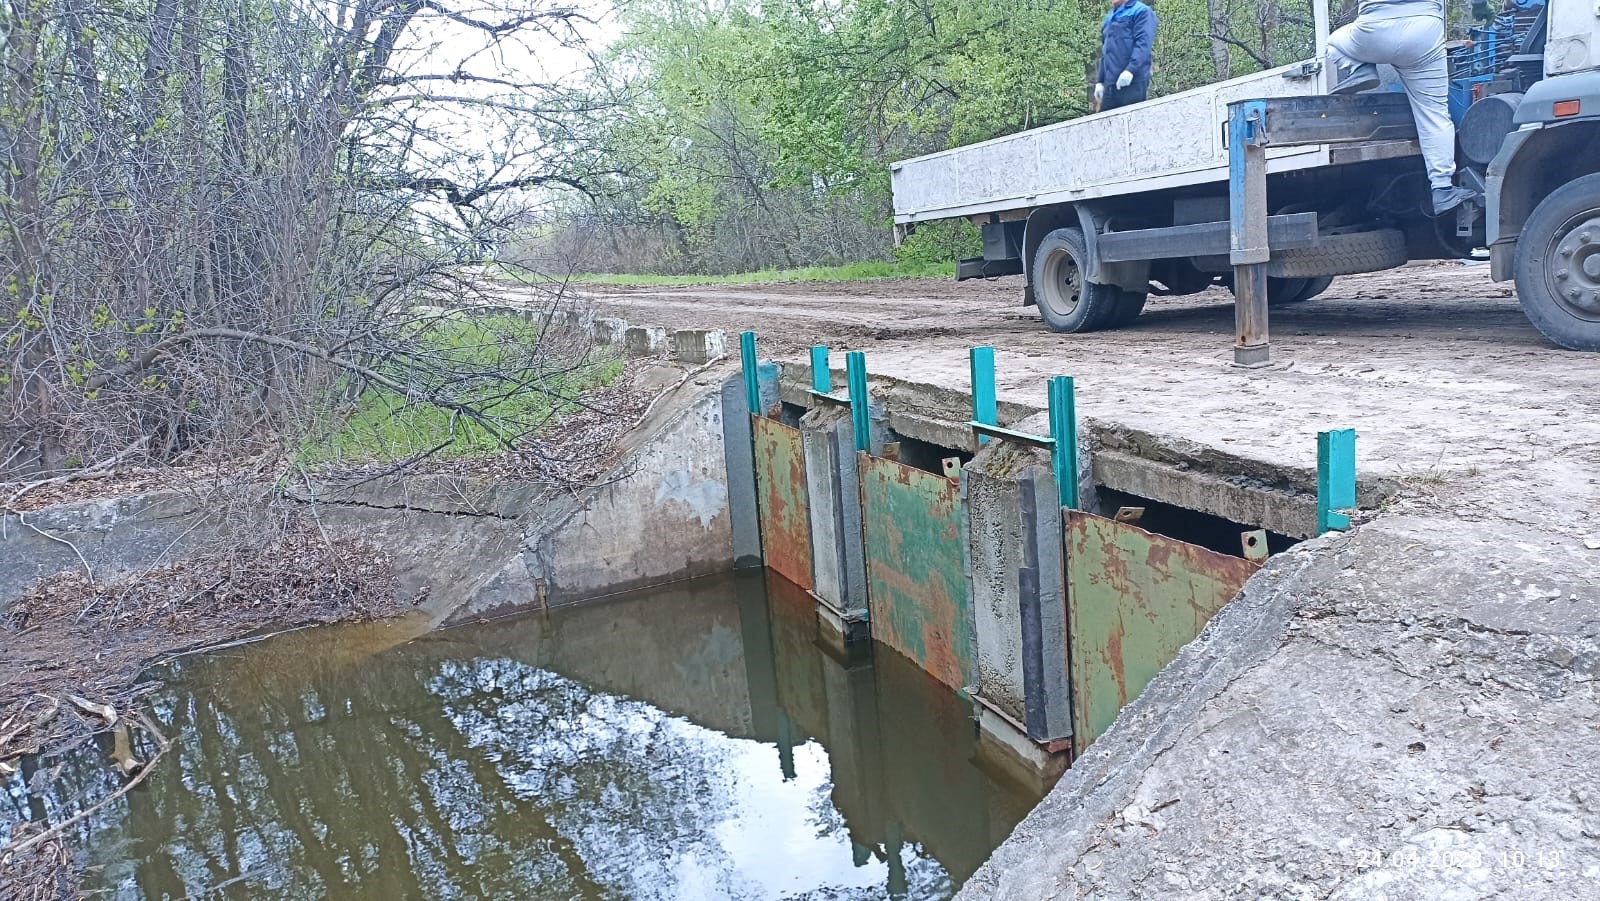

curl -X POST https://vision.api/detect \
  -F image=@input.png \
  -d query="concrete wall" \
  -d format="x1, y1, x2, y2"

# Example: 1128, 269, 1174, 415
5, 381, 739, 627
0, 483, 524, 619
448, 386, 735, 622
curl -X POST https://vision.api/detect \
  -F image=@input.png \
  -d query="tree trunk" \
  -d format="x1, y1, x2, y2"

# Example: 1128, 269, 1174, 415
1207, 0, 1232, 80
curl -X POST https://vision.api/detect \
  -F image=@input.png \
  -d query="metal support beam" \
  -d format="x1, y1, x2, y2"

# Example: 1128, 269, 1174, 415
810, 345, 831, 395
846, 351, 870, 454
740, 331, 760, 416
1098, 212, 1318, 263
1049, 376, 1079, 511
1221, 92, 1421, 367
1232, 264, 1272, 365
970, 346, 997, 446
1253, 93, 1418, 146
1317, 428, 1358, 533
1229, 101, 1272, 366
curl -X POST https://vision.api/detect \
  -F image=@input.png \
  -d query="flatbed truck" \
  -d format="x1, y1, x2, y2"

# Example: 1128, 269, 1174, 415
890, 0, 1600, 354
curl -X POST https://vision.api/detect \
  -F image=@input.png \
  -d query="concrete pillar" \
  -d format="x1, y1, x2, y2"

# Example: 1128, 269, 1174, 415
592, 316, 629, 346
964, 437, 1074, 767
673, 329, 728, 364
800, 404, 872, 644
720, 364, 780, 569
624, 325, 667, 357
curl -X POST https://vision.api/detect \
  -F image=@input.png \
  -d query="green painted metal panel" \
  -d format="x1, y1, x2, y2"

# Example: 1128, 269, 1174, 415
859, 454, 973, 693
753, 416, 814, 590
1064, 510, 1260, 756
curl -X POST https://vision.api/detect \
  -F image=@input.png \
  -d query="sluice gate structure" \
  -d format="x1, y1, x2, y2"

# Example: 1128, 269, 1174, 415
727, 332, 1360, 776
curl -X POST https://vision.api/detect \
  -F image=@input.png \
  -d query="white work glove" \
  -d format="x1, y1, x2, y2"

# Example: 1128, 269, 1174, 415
1094, 83, 1105, 102
1116, 70, 1133, 89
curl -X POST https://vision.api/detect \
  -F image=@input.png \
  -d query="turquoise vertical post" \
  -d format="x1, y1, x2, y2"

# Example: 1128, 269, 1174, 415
846, 351, 870, 453
970, 346, 996, 446
1317, 428, 1357, 533
740, 331, 760, 417
1048, 376, 1079, 510
811, 345, 831, 394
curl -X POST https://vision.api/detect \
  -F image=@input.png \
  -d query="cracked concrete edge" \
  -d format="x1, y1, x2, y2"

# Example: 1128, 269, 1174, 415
957, 530, 1348, 900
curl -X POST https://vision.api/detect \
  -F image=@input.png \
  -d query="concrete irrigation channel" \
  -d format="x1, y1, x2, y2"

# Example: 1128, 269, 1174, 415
5, 262, 1599, 897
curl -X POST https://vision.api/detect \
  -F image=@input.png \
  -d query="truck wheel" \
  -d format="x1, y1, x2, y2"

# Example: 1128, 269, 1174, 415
1266, 278, 1308, 306
1514, 173, 1600, 351
1293, 276, 1336, 303
1105, 290, 1148, 327
1268, 228, 1408, 278
1032, 228, 1122, 332
1265, 276, 1334, 306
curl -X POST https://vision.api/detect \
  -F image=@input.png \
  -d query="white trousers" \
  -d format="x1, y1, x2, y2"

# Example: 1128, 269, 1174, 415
1327, 14, 1455, 189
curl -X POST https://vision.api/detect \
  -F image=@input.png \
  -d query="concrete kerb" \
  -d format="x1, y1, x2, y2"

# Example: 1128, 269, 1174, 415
957, 531, 1339, 899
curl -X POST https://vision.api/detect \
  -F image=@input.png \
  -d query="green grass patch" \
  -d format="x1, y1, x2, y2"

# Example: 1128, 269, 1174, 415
299, 314, 622, 465
497, 259, 954, 287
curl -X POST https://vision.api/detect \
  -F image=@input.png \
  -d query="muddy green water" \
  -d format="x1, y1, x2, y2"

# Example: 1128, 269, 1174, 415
7, 572, 1045, 899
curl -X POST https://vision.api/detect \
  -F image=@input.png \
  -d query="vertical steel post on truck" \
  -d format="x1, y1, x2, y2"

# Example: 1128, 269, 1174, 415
1226, 93, 1420, 364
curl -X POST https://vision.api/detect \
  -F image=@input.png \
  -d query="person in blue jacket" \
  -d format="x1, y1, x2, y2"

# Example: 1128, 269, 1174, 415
1095, 0, 1157, 111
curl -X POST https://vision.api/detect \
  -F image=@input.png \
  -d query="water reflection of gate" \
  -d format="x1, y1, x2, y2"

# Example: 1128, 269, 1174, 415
756, 573, 1031, 889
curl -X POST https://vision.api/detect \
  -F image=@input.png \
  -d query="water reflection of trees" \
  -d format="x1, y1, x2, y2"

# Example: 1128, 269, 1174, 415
5, 577, 1040, 899
57, 641, 767, 899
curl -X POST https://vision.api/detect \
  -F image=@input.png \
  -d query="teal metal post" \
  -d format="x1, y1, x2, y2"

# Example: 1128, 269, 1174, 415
1317, 428, 1357, 533
846, 351, 870, 453
970, 346, 997, 446
740, 331, 760, 416
1048, 376, 1079, 510
811, 345, 831, 394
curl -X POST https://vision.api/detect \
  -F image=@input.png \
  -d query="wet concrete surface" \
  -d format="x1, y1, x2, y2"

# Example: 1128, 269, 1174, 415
4, 572, 1043, 899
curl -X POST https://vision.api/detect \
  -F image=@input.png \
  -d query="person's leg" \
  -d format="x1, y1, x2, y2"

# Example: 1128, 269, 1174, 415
1102, 75, 1149, 110
1326, 19, 1381, 94
1387, 16, 1455, 190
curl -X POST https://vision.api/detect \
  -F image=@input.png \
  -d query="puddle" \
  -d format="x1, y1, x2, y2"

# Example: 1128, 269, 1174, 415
5, 572, 1045, 898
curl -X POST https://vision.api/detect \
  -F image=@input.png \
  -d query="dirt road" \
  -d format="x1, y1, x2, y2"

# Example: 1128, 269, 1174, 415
549, 263, 1596, 531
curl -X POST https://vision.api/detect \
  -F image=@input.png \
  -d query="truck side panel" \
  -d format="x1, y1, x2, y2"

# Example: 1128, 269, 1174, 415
891, 63, 1347, 224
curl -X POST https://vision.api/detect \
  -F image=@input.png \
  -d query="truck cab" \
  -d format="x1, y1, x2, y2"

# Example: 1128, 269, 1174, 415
1484, 0, 1600, 349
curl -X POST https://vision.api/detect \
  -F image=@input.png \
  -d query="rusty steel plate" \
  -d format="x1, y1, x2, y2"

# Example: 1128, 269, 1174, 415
859, 453, 973, 693
1064, 510, 1260, 755
752, 416, 813, 590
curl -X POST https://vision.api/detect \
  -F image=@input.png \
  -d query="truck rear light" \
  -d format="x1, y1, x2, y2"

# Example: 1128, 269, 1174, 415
1553, 100, 1582, 118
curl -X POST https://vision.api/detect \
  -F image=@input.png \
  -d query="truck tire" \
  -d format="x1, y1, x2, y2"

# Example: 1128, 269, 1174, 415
1105, 290, 1148, 327
1032, 227, 1122, 333
1293, 276, 1336, 303
1266, 276, 1334, 306
1513, 172, 1600, 351
1266, 278, 1307, 306
1267, 228, 1408, 279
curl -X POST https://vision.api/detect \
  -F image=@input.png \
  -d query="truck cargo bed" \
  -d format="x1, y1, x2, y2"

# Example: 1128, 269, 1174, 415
890, 62, 1417, 225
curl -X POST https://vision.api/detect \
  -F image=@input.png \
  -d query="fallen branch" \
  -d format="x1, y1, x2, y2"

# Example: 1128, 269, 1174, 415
1, 743, 168, 858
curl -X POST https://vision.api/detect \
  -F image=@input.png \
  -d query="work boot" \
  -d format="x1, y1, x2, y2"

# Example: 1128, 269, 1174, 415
1331, 61, 1380, 95
1432, 185, 1483, 216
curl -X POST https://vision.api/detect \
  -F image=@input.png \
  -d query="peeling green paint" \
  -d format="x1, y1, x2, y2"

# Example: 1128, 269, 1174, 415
860, 453, 973, 693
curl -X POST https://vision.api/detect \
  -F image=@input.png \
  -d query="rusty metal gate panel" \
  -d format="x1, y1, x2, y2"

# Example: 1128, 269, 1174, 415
859, 454, 973, 693
1064, 510, 1260, 756
752, 416, 813, 590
